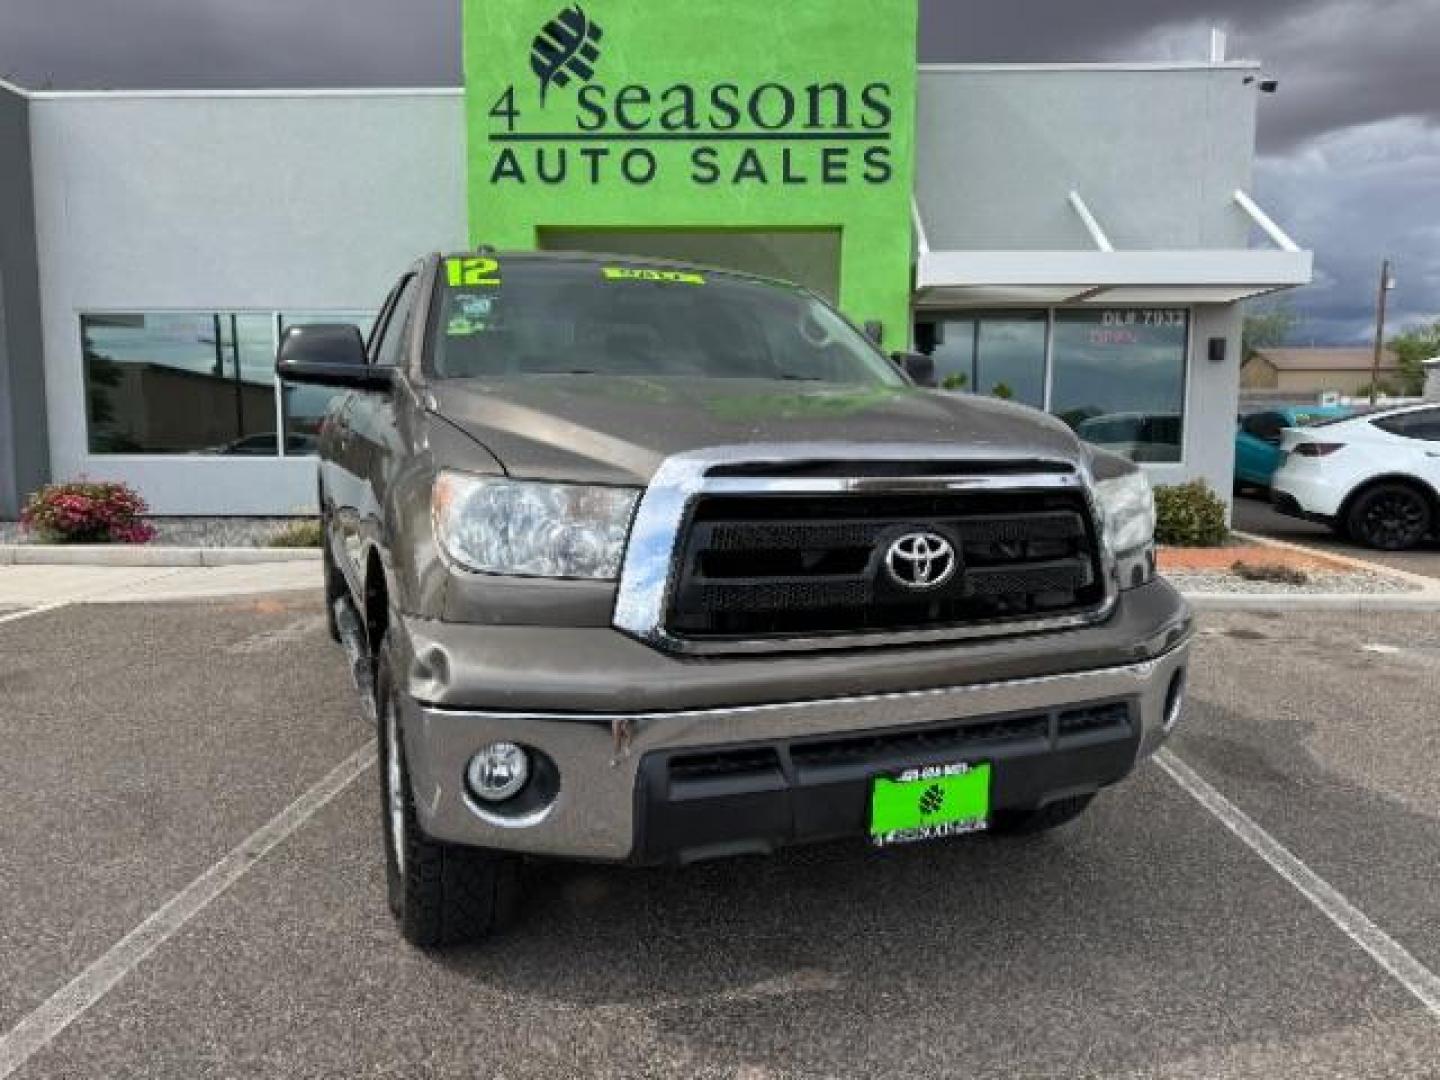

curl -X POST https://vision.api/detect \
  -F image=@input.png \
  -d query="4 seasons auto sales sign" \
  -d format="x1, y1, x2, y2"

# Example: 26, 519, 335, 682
462, 0, 920, 349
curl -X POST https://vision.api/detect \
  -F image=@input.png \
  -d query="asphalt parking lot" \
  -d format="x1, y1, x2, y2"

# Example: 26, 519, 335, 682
4, 593, 1440, 1078
1233, 493, 1440, 580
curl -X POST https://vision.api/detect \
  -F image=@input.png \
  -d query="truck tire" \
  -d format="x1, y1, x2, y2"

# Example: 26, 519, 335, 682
322, 538, 343, 644
990, 793, 1094, 836
375, 634, 518, 947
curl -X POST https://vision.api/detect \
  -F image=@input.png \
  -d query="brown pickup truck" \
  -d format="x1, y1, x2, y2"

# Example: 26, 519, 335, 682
275, 251, 1192, 947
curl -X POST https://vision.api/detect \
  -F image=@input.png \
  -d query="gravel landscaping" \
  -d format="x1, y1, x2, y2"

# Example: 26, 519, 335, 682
0, 517, 316, 548
1164, 569, 1420, 595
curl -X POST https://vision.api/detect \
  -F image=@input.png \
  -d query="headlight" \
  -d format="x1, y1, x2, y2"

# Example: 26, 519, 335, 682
432, 472, 639, 580
1095, 470, 1155, 556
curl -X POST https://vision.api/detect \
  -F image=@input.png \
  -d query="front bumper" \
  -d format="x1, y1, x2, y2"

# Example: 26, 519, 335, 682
400, 632, 1192, 862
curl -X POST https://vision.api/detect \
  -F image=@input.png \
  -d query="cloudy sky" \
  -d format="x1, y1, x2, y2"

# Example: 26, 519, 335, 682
2, 0, 1436, 344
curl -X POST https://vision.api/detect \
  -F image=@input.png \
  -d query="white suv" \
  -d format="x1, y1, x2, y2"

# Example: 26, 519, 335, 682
1272, 403, 1440, 550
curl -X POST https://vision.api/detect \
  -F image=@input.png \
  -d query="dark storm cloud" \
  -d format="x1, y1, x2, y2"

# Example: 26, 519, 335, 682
0, 0, 461, 89
917, 0, 1312, 63
1255, 119, 1440, 342
1, 0, 1435, 342
920, 0, 1440, 154
918, 0, 1440, 340
1232, 1, 1440, 340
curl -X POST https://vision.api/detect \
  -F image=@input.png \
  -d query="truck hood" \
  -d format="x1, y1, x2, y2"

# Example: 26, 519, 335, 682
427, 376, 1085, 486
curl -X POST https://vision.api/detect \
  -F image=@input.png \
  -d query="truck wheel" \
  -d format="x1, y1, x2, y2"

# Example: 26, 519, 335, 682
375, 635, 518, 947
990, 794, 1094, 836
322, 538, 343, 644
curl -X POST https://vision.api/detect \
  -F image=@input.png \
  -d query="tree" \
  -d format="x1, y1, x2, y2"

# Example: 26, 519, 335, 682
1389, 320, 1440, 396
940, 372, 969, 391
1241, 298, 1299, 360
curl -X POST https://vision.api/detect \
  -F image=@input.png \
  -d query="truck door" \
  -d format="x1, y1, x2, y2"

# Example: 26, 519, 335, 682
342, 272, 419, 581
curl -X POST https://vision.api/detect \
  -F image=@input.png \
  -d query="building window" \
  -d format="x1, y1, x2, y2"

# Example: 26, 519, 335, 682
82, 310, 374, 456
83, 313, 275, 454
1051, 309, 1188, 463
917, 312, 1046, 407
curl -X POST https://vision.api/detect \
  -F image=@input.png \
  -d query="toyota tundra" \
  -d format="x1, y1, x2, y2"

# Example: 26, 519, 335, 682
275, 251, 1193, 947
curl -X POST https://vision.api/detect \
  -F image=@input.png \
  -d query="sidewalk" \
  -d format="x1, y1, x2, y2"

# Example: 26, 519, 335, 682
0, 561, 319, 608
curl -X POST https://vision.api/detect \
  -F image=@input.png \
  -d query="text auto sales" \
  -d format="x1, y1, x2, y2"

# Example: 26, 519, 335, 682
487, 80, 895, 186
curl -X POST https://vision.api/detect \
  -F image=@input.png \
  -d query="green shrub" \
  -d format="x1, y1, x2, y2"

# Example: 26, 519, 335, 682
267, 519, 324, 548
1154, 480, 1229, 547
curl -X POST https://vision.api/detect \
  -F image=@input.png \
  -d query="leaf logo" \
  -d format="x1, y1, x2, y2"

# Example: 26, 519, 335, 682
918, 784, 946, 817
531, 5, 604, 105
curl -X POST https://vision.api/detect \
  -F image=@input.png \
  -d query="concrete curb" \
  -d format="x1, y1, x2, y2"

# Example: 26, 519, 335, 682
0, 545, 321, 567
1182, 591, 1440, 612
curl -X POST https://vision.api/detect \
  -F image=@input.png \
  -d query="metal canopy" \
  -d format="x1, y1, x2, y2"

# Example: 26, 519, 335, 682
914, 190, 1313, 307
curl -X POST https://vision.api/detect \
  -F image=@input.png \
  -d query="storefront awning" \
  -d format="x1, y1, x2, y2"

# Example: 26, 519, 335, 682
914, 190, 1313, 307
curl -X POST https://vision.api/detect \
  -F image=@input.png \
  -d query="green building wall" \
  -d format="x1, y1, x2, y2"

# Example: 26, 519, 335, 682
463, 0, 919, 350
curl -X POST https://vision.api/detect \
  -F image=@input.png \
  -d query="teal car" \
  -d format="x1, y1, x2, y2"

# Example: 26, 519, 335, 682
1235, 405, 1352, 488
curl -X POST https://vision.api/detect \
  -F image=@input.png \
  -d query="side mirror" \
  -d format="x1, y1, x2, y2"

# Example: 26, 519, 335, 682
891, 351, 936, 387
275, 324, 392, 390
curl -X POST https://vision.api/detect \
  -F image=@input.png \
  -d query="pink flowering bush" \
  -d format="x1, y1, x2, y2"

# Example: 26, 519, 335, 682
20, 480, 156, 544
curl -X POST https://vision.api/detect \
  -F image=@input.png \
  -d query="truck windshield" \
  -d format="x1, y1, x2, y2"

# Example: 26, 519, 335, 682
429, 257, 905, 386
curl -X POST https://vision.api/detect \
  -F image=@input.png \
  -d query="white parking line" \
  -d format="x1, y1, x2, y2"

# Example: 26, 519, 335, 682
0, 602, 71, 626
0, 741, 377, 1079
1157, 748, 1440, 1019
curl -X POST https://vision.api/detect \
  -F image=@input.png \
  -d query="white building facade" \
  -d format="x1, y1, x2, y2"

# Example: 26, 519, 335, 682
0, 62, 1309, 517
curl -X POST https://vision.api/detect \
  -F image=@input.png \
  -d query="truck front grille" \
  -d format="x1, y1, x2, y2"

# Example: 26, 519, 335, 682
665, 488, 1106, 641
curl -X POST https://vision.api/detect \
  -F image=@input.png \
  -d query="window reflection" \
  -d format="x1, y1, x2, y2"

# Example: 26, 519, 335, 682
83, 313, 275, 454
83, 311, 375, 457
916, 313, 1046, 407
918, 317, 976, 392
976, 315, 1046, 407
917, 307, 1189, 464
1051, 310, 1187, 463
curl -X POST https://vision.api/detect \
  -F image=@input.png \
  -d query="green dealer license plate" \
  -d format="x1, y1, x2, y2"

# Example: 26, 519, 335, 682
870, 762, 991, 846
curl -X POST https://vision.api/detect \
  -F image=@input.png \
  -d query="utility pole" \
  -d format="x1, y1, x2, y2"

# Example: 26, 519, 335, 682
1369, 259, 1394, 406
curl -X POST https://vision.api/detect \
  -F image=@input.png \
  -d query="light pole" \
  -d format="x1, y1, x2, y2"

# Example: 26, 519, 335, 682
1369, 259, 1396, 406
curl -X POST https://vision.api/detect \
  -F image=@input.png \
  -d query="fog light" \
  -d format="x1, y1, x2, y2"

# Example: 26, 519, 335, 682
466, 742, 530, 802
1163, 670, 1186, 733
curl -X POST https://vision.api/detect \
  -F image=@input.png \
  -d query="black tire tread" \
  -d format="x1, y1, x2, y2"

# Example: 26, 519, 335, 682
398, 832, 518, 947
321, 537, 343, 644
377, 634, 517, 948
1345, 481, 1432, 551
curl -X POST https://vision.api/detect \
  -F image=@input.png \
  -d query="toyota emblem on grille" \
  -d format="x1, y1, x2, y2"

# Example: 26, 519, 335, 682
884, 531, 958, 591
